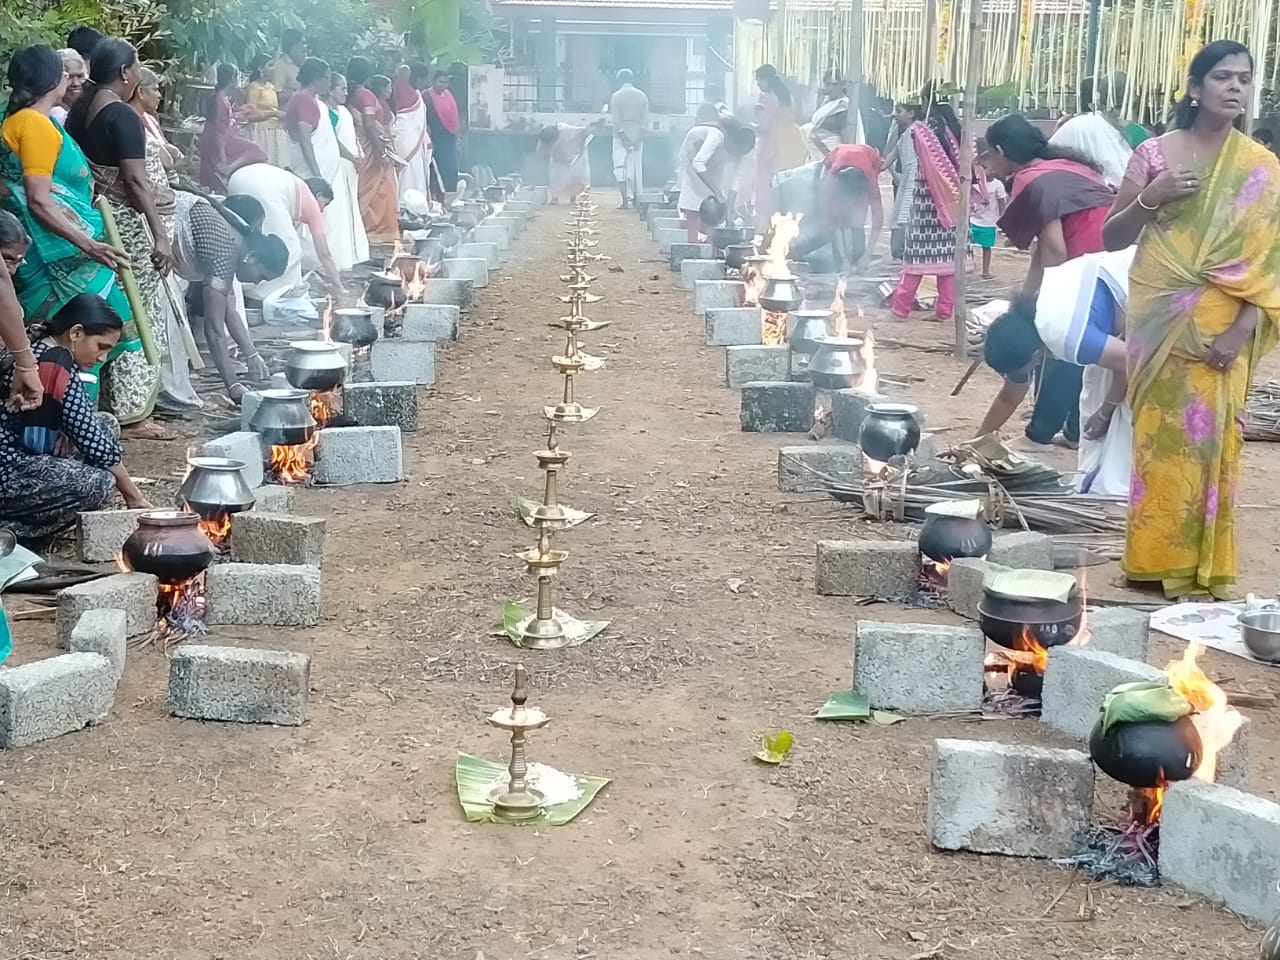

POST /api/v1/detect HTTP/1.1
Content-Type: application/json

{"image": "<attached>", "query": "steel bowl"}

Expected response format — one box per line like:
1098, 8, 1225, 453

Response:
178, 457, 256, 518
249, 388, 317, 447
285, 340, 348, 392
1238, 610, 1280, 663
331, 307, 380, 348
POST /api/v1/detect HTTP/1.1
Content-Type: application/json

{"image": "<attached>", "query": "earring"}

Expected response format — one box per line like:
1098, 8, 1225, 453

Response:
1191, 96, 1199, 107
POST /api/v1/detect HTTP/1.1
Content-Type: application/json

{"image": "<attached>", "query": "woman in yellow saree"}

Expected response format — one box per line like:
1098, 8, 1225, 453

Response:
1103, 40, 1280, 599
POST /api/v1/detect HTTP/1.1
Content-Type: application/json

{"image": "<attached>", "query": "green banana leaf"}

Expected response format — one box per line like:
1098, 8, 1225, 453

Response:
455, 752, 609, 826
1098, 680, 1193, 735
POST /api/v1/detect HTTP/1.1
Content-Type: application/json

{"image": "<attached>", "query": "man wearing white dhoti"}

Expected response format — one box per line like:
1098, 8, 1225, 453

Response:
608, 70, 648, 209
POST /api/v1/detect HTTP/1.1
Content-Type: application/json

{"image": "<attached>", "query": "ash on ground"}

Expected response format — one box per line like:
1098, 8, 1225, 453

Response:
1054, 825, 1160, 887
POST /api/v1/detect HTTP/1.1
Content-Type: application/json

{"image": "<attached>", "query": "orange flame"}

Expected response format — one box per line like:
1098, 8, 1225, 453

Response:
763, 213, 801, 278
830, 277, 848, 338
742, 263, 765, 306
856, 328, 879, 395
269, 438, 316, 485
762, 310, 787, 346
385, 239, 407, 273
321, 298, 333, 344
309, 388, 340, 427
196, 513, 232, 546
1007, 625, 1050, 682
406, 260, 429, 302
1165, 643, 1243, 783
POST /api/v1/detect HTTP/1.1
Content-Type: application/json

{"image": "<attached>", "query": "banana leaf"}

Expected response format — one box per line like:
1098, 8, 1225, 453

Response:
454, 752, 609, 826
1098, 681, 1192, 735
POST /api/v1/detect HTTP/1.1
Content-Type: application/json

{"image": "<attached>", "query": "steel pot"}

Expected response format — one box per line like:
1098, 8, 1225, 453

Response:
121, 510, 216, 585
858, 402, 921, 462
484, 184, 506, 203
426, 220, 461, 252
412, 236, 446, 267
787, 309, 831, 356
807, 335, 864, 390
712, 226, 750, 257
1237, 610, 1280, 663
364, 271, 406, 311
1089, 716, 1203, 789
724, 242, 757, 271
331, 307, 379, 347
918, 513, 993, 563
249, 388, 317, 447
759, 274, 803, 314
178, 456, 256, 519
977, 583, 1084, 650
285, 341, 348, 392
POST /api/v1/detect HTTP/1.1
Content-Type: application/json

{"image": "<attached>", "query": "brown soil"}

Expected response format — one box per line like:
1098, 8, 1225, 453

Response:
2, 201, 1278, 960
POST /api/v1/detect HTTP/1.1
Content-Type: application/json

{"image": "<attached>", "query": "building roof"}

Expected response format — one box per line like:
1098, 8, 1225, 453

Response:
491, 0, 730, 8
492, 0, 1082, 10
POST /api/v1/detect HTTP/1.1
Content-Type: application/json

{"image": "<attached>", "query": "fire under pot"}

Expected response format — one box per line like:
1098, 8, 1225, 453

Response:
363, 272, 407, 312
121, 510, 217, 585
978, 574, 1083, 698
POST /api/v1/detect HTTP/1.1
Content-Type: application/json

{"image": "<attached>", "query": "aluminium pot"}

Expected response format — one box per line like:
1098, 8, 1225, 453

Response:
759, 274, 803, 314
1089, 716, 1204, 789
858, 402, 921, 462
121, 510, 216, 585
426, 220, 461, 252
363, 271, 406, 311
918, 512, 994, 563
807, 335, 864, 390
249, 388, 317, 447
331, 307, 380, 347
787, 308, 832, 356
178, 457, 256, 519
285, 341, 348, 392
412, 237, 447, 268
724, 242, 757, 271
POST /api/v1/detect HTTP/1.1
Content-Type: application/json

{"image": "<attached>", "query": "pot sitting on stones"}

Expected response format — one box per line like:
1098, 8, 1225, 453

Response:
858, 402, 921, 462
364, 271, 406, 311
497, 175, 518, 193
977, 585, 1084, 649
178, 457, 256, 519
249, 388, 317, 447
121, 510, 216, 585
724, 242, 757, 271
759, 274, 803, 314
711, 225, 751, 255
426, 221, 461, 252
331, 308, 379, 348
412, 237, 446, 267
807, 335, 865, 390
787, 308, 832, 356
483, 184, 506, 203
452, 205, 483, 229
917, 509, 993, 563
285, 341, 348, 392
1089, 716, 1203, 789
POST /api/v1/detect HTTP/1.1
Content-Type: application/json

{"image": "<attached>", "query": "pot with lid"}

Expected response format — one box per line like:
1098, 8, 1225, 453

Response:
807, 335, 864, 390
977, 569, 1084, 650
917, 500, 993, 564
121, 510, 216, 585
178, 457, 256, 519
724, 242, 757, 271
858, 402, 921, 462
759, 274, 803, 314
285, 341, 348, 392
363, 271, 406, 311
249, 388, 317, 447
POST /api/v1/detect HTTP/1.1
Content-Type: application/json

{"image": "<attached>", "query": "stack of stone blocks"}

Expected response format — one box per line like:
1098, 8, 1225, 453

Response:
828, 531, 1275, 923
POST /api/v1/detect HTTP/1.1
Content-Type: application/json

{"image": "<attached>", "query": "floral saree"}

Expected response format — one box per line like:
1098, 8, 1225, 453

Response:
1123, 130, 1280, 598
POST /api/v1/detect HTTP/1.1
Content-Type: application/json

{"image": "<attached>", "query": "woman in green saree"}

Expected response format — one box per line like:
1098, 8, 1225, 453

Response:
0, 45, 134, 411
1103, 40, 1280, 599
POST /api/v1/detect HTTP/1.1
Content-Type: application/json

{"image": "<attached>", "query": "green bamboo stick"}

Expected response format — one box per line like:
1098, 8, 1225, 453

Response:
94, 196, 159, 366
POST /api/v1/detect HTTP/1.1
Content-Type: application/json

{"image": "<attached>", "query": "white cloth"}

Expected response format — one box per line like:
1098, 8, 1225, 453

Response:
970, 178, 1007, 228
331, 106, 370, 268
1049, 113, 1133, 189
609, 84, 648, 144
394, 98, 432, 205
226, 163, 310, 302
676, 124, 726, 213
611, 138, 643, 190
548, 126, 591, 201
1033, 247, 1137, 498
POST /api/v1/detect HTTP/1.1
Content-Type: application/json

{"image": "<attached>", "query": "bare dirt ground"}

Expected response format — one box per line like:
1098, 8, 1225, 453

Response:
2, 199, 1278, 960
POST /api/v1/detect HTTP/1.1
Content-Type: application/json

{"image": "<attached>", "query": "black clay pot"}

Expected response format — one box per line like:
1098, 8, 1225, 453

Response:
121, 510, 216, 585
412, 237, 446, 267
331, 308, 380, 348
725, 242, 757, 271
484, 184, 506, 203
1089, 716, 1203, 789
918, 513, 994, 563
364, 271, 406, 311
712, 225, 751, 254
978, 584, 1084, 649
858, 403, 922, 462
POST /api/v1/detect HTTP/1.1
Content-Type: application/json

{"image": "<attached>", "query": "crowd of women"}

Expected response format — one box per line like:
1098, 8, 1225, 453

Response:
0, 28, 463, 550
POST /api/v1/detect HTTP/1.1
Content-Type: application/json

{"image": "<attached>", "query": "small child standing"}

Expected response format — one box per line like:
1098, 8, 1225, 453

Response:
969, 151, 1007, 279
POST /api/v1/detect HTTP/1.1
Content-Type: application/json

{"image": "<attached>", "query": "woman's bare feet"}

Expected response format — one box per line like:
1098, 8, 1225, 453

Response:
123, 419, 175, 441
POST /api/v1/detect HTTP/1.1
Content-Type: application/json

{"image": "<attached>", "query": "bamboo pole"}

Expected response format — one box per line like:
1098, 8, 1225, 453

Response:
952, 0, 984, 362
94, 197, 159, 366
843, 0, 864, 144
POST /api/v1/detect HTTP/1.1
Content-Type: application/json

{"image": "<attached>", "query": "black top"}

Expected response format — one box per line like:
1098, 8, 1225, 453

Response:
0, 340, 122, 473
67, 99, 147, 166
